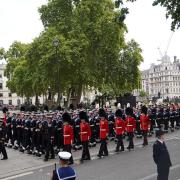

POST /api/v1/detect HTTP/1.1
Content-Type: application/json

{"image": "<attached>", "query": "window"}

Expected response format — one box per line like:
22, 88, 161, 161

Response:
17, 99, 21, 105
0, 93, 3, 97
8, 93, 12, 97
0, 74, 2, 78
0, 100, 3, 105
0, 83, 2, 89
9, 100, 12, 105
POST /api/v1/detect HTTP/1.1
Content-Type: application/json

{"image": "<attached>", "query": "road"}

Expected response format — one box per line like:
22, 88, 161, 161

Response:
1, 132, 180, 180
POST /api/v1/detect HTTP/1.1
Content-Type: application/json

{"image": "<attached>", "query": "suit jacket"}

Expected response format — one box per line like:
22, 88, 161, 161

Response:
153, 140, 172, 168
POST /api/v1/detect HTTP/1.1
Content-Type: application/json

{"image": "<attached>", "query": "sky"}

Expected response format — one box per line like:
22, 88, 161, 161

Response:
0, 0, 180, 70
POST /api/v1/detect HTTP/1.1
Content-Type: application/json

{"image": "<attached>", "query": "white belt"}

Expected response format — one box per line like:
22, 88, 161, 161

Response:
116, 127, 122, 129
64, 135, 70, 137
100, 129, 106, 131
81, 132, 88, 134
127, 125, 133, 127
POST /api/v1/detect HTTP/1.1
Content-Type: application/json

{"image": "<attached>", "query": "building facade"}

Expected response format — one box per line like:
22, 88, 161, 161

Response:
0, 64, 46, 106
142, 55, 180, 99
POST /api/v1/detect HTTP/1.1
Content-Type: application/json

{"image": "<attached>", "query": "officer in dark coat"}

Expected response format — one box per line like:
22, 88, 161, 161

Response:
153, 130, 172, 180
0, 118, 8, 160
42, 116, 55, 161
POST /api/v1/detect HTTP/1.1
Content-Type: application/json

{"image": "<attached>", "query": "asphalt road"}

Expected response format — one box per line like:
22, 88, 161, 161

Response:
5, 136, 180, 180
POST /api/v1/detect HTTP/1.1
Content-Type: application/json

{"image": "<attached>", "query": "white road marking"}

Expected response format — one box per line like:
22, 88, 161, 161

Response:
1, 171, 34, 180
139, 163, 180, 180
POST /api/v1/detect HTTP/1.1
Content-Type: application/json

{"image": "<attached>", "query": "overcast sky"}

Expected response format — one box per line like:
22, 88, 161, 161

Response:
0, 0, 180, 70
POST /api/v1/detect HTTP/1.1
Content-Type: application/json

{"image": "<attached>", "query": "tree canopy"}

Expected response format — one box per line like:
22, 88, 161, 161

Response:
4, 0, 143, 106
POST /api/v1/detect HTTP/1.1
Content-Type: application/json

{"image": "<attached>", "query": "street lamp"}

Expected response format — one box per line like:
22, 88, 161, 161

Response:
52, 38, 60, 105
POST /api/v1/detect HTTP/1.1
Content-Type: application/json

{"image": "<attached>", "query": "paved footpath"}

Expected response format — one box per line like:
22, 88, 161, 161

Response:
1, 130, 180, 180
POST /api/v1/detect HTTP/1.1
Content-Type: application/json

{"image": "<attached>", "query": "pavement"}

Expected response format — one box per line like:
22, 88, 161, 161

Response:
1, 130, 180, 180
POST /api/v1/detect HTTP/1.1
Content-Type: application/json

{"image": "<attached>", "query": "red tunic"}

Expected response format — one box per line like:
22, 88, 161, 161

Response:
63, 124, 74, 145
80, 122, 91, 142
125, 116, 136, 132
140, 114, 150, 131
115, 117, 125, 135
99, 119, 109, 139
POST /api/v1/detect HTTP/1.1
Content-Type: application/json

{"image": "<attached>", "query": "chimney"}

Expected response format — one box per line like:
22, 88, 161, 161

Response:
174, 56, 177, 63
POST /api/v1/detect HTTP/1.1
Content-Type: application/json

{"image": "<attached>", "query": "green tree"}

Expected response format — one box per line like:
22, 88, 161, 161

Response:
153, 0, 180, 30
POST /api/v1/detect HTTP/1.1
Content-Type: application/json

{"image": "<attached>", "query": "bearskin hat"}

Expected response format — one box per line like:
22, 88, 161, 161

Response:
125, 107, 133, 116
141, 105, 148, 115
115, 109, 123, 118
98, 108, 106, 117
62, 112, 71, 123
79, 111, 87, 121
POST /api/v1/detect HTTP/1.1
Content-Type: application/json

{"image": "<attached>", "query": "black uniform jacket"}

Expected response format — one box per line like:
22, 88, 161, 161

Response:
153, 140, 172, 168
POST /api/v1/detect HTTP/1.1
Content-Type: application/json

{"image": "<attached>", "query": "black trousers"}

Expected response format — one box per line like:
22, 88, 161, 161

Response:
116, 135, 124, 151
0, 142, 8, 158
127, 132, 134, 149
142, 131, 148, 146
99, 139, 108, 156
43, 139, 54, 160
63, 144, 74, 164
81, 141, 90, 160
157, 166, 170, 180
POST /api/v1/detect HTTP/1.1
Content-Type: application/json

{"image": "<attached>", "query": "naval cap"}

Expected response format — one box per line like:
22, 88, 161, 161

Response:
58, 151, 71, 160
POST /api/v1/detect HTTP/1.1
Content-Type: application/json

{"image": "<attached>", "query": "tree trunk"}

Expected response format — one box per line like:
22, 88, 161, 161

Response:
76, 84, 83, 105
35, 95, 39, 107
67, 88, 72, 108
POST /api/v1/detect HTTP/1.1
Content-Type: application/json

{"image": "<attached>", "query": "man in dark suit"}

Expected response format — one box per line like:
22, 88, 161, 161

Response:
153, 130, 172, 180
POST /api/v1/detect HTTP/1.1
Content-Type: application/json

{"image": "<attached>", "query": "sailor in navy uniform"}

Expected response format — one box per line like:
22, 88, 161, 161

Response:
51, 151, 76, 180
153, 130, 172, 180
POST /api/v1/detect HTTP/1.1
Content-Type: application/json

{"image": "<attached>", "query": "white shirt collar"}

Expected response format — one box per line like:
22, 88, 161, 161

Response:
158, 139, 164, 144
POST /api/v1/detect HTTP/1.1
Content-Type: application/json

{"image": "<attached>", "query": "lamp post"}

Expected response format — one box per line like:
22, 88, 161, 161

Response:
52, 38, 60, 105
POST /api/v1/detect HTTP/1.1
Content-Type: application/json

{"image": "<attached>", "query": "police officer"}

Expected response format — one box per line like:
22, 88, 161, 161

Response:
0, 117, 8, 160
153, 130, 172, 180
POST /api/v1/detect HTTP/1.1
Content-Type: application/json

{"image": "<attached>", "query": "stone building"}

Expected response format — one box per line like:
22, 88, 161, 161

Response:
141, 55, 180, 99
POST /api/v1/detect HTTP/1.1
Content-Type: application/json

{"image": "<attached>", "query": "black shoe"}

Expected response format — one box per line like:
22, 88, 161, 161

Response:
1, 157, 8, 160
115, 149, 119, 152
97, 154, 102, 158
104, 154, 108, 156
80, 158, 84, 162
44, 158, 48, 162
50, 156, 55, 159
120, 149, 124, 152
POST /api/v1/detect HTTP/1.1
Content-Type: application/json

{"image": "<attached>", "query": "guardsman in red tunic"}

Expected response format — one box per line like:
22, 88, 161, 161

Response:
98, 108, 109, 158
125, 107, 136, 150
62, 112, 74, 165
79, 111, 91, 162
114, 109, 125, 152
140, 106, 150, 146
